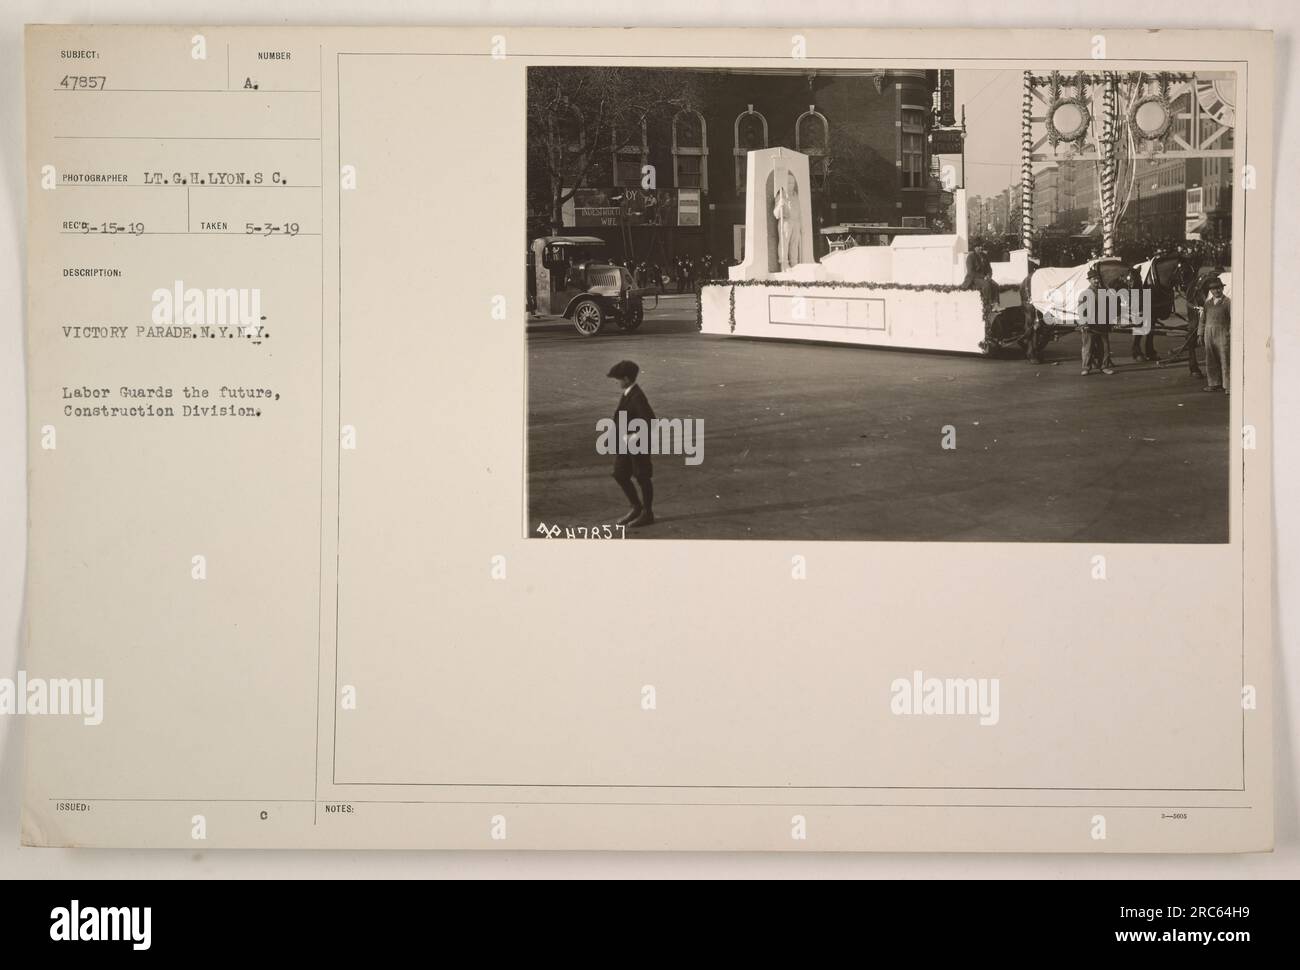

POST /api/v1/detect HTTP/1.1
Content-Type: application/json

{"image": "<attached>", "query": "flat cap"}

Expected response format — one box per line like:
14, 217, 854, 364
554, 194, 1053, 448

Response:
606, 359, 640, 380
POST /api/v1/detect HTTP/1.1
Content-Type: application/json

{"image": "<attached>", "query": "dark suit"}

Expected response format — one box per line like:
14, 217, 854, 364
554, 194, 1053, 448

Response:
613, 384, 655, 484
962, 250, 992, 285
962, 251, 998, 338
1020, 270, 1040, 361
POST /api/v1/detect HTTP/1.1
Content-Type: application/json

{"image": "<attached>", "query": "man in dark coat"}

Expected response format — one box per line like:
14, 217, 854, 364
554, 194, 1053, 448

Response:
607, 360, 656, 528
1020, 256, 1041, 363
1079, 262, 1116, 376
961, 244, 999, 339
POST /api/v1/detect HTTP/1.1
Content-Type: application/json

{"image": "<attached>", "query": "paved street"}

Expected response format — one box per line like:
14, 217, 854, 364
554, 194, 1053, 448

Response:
528, 295, 1229, 542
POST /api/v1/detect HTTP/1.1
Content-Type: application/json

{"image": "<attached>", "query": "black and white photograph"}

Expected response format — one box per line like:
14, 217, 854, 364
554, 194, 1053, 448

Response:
1, 5, 1291, 918
526, 66, 1237, 542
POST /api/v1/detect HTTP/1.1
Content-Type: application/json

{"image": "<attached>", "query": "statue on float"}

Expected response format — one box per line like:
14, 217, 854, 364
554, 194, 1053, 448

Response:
772, 172, 803, 273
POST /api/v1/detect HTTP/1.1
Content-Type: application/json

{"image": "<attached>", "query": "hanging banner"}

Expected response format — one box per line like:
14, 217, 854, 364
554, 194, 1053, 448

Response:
939, 69, 955, 126
562, 187, 698, 227
931, 127, 964, 155
677, 188, 702, 226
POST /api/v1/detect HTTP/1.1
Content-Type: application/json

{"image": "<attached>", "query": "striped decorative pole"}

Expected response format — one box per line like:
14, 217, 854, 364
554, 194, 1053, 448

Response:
1100, 73, 1117, 257
1020, 71, 1034, 257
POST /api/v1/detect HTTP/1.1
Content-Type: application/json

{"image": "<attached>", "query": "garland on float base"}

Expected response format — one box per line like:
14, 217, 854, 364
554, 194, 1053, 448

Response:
701, 278, 979, 293
698, 279, 996, 335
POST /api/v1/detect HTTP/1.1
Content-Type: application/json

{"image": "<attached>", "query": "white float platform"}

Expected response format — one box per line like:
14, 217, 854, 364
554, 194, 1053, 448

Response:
699, 281, 988, 355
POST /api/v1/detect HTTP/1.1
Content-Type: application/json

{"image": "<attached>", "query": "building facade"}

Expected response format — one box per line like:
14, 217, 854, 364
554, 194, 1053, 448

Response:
1119, 157, 1187, 241
1033, 165, 1061, 229
1184, 156, 1233, 241
1037, 156, 1230, 244
527, 68, 945, 265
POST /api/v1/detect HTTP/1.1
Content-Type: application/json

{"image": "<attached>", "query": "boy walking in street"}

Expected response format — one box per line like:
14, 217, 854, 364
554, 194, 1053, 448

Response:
607, 360, 656, 528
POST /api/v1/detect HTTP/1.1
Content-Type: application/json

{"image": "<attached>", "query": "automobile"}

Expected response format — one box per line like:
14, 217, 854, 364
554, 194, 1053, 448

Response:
528, 236, 645, 336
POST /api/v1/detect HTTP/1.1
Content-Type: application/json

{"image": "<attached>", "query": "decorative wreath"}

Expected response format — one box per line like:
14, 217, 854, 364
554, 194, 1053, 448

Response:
1128, 91, 1173, 142
1046, 96, 1091, 147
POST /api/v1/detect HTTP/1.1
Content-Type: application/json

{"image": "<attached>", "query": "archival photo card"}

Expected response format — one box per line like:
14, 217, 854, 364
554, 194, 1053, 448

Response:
20, 25, 1273, 852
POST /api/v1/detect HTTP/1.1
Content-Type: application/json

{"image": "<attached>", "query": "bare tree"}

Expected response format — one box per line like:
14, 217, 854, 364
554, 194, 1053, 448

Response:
822, 125, 899, 220
527, 68, 703, 232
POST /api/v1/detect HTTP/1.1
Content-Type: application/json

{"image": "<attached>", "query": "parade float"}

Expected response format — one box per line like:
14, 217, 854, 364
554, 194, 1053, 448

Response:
698, 146, 1025, 354
700, 71, 1235, 357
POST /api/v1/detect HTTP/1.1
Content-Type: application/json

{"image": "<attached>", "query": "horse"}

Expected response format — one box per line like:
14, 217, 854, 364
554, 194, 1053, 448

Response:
1134, 253, 1198, 326
992, 253, 1216, 364
1134, 254, 1230, 368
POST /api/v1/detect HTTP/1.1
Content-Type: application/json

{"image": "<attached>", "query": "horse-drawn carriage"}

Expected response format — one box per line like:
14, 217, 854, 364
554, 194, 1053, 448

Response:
982, 252, 1228, 361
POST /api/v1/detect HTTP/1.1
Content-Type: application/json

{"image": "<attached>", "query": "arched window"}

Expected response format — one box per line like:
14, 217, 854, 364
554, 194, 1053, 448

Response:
733, 105, 769, 195
900, 104, 928, 189
672, 109, 708, 192
795, 105, 830, 189
611, 118, 648, 188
